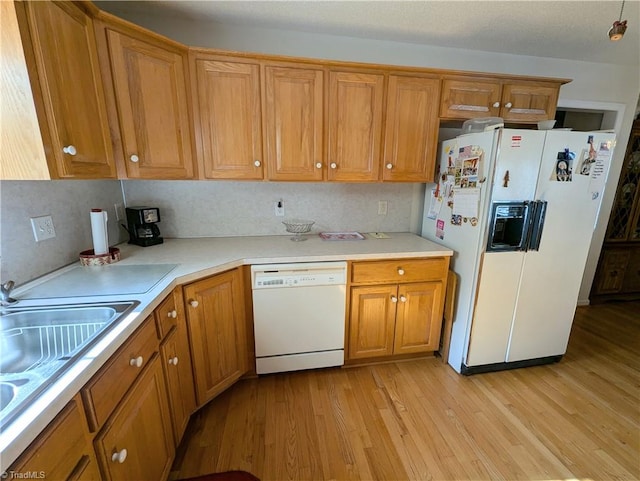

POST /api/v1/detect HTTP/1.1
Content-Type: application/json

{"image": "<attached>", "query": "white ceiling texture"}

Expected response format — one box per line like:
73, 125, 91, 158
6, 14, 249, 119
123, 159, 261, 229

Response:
99, 0, 639, 66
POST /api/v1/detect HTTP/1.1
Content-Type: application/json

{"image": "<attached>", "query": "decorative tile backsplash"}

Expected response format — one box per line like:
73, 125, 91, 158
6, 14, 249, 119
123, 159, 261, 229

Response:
1, 179, 426, 286
122, 181, 425, 238
0, 181, 126, 286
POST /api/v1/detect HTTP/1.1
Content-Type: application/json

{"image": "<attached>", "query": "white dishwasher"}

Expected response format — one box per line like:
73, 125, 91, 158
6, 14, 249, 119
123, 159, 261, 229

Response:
251, 261, 347, 374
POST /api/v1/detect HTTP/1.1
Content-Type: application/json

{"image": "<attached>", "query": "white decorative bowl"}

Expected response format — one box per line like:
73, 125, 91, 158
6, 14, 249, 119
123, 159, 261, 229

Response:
282, 220, 315, 241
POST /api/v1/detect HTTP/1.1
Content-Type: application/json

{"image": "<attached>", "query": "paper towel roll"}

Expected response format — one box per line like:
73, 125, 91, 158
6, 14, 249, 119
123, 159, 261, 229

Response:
90, 209, 109, 256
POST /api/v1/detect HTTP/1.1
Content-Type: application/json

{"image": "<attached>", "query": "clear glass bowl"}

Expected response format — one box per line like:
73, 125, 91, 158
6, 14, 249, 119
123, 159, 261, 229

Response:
282, 220, 315, 241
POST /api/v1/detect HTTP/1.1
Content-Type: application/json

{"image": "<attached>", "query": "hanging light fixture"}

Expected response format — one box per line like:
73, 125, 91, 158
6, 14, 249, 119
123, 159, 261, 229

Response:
608, 0, 628, 41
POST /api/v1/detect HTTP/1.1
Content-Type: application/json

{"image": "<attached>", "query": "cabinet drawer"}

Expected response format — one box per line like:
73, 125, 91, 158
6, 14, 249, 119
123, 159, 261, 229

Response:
351, 258, 448, 284
154, 293, 178, 339
10, 395, 100, 480
82, 317, 158, 431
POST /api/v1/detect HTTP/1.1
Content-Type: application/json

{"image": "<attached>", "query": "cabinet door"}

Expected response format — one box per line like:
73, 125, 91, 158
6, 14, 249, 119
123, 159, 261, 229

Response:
1, 1, 49, 180
348, 285, 397, 360
622, 248, 640, 293
382, 76, 440, 182
183, 269, 247, 406
106, 29, 194, 179
439, 79, 501, 120
595, 249, 630, 294
606, 126, 640, 242
194, 58, 263, 179
327, 71, 384, 181
500, 82, 559, 122
95, 355, 174, 481
9, 395, 100, 481
264, 65, 324, 181
160, 328, 196, 446
20, 1, 116, 178
394, 282, 444, 354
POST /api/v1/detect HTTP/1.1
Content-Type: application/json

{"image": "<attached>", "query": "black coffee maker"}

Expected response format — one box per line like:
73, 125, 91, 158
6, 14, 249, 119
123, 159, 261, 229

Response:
125, 207, 163, 247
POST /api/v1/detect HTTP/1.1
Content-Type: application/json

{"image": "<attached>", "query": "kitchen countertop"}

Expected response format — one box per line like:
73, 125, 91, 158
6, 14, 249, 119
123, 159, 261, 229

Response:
1, 233, 451, 469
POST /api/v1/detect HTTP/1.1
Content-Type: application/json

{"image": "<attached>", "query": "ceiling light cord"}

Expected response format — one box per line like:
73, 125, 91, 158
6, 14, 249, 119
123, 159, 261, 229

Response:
618, 0, 625, 22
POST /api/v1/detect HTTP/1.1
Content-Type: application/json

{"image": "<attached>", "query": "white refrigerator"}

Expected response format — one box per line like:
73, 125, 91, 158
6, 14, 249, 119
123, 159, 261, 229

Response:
422, 127, 616, 374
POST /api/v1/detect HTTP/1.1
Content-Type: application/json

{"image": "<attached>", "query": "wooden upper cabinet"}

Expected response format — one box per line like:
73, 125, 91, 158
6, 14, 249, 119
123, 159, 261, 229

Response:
327, 71, 384, 181
15, 1, 116, 179
193, 56, 263, 179
383, 75, 440, 182
440, 77, 562, 122
264, 64, 324, 181
500, 82, 559, 122
1, 1, 49, 180
440, 79, 502, 120
99, 22, 195, 179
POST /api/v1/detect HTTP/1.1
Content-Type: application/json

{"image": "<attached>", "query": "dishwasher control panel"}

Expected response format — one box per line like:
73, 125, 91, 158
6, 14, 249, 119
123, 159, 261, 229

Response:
251, 261, 347, 289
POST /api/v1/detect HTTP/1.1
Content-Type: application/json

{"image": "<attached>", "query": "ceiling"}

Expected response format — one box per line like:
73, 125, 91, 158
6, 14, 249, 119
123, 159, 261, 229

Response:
98, 1, 640, 66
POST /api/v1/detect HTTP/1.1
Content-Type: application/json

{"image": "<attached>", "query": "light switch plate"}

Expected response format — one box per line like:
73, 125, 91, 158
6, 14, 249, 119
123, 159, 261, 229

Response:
31, 215, 56, 242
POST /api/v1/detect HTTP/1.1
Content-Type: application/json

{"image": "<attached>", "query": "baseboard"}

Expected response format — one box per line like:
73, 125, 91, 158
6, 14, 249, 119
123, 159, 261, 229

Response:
461, 355, 563, 375
577, 298, 591, 307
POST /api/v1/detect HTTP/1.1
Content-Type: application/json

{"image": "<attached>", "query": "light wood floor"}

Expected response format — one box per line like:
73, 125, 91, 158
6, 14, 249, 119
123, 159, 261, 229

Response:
171, 301, 640, 481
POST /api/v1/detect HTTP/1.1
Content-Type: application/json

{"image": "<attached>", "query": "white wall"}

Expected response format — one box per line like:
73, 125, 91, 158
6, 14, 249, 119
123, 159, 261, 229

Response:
0, 181, 126, 286
116, 13, 640, 301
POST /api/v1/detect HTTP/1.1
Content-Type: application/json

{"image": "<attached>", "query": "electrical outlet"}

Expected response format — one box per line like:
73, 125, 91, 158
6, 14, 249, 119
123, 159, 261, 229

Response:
378, 200, 388, 216
30, 215, 56, 242
274, 199, 285, 217
114, 203, 125, 221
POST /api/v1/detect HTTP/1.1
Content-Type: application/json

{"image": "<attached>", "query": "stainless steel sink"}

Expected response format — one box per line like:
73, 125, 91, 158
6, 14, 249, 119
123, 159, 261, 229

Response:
0, 306, 121, 373
0, 301, 139, 427
0, 382, 15, 411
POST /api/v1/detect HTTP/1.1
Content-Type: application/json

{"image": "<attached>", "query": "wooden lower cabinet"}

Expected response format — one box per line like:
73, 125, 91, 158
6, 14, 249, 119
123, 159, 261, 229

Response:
160, 327, 196, 445
348, 285, 398, 359
348, 282, 444, 360
592, 245, 640, 301
347, 258, 448, 362
154, 288, 196, 445
183, 268, 248, 406
393, 281, 444, 354
8, 394, 100, 480
94, 355, 174, 481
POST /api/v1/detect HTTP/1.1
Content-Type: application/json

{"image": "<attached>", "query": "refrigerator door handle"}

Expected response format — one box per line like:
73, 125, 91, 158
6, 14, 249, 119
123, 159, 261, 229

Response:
528, 201, 548, 251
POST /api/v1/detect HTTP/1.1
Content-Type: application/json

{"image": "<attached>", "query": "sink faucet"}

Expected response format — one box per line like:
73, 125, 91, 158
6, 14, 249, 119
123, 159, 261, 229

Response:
1, 280, 18, 306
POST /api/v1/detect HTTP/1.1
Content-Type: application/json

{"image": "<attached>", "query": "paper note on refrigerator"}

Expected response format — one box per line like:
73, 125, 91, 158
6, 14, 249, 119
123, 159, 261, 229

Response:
452, 187, 480, 218
426, 189, 442, 219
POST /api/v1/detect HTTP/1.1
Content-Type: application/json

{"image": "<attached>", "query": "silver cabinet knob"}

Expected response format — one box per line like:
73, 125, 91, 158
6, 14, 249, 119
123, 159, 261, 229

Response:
62, 145, 77, 156
505, 102, 513, 109
189, 300, 199, 308
111, 449, 127, 464
168, 356, 179, 366
167, 310, 177, 318
386, 163, 393, 170
330, 163, 337, 169
397, 268, 405, 276
492, 102, 500, 108
400, 295, 407, 303
254, 160, 261, 167
391, 296, 398, 303
130, 154, 139, 163
315, 162, 322, 169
